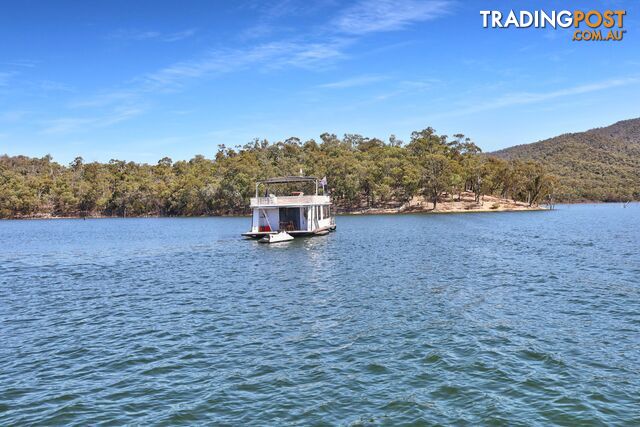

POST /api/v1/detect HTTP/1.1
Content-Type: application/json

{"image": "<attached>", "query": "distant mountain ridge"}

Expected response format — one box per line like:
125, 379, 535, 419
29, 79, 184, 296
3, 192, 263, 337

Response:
492, 118, 640, 201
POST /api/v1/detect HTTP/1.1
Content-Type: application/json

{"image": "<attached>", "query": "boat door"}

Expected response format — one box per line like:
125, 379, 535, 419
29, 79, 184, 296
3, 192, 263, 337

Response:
279, 207, 301, 231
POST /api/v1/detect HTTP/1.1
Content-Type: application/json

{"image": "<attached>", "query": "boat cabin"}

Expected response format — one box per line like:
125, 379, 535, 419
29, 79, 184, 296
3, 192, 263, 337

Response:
242, 176, 336, 238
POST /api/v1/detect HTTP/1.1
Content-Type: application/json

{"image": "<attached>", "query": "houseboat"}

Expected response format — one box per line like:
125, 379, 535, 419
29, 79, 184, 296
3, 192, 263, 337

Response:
242, 176, 336, 239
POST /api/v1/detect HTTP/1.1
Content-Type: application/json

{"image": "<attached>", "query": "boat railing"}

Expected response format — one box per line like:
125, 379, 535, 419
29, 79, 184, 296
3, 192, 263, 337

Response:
251, 195, 330, 206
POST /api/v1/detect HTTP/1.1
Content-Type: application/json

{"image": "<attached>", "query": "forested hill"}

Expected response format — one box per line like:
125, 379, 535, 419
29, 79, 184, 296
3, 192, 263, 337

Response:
492, 118, 640, 201
0, 128, 555, 219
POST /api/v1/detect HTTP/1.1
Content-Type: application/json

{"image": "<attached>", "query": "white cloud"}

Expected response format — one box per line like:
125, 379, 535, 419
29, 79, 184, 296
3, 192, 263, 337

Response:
2, 59, 38, 68
39, 80, 74, 92
59, 39, 341, 131
0, 71, 15, 86
141, 39, 349, 90
131, 1, 453, 92
107, 28, 197, 42
41, 107, 144, 135
319, 75, 387, 89
41, 117, 94, 135
69, 90, 137, 109
398, 78, 439, 90
333, 0, 454, 35
435, 77, 640, 119
39, 1, 453, 136
162, 29, 198, 42
0, 110, 28, 122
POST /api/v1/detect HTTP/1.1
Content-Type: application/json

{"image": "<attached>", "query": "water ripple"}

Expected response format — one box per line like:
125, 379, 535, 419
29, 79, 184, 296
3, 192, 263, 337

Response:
1, 206, 639, 424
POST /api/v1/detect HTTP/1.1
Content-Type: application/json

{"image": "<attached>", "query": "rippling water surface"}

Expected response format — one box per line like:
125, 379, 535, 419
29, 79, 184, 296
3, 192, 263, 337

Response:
1, 204, 639, 425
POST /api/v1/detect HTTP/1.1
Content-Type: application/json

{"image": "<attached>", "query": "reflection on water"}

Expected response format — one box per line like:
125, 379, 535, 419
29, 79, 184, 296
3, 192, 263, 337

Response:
1, 204, 639, 424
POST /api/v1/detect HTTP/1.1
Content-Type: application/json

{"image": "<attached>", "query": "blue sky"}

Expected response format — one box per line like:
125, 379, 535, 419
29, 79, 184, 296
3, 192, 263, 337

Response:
1, 0, 639, 164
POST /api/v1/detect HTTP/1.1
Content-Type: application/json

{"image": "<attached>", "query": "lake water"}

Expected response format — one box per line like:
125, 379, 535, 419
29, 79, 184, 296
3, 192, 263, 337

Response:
1, 204, 639, 425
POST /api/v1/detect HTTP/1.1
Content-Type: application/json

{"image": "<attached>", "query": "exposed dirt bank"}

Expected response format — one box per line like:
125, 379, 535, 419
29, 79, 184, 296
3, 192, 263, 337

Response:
343, 192, 547, 215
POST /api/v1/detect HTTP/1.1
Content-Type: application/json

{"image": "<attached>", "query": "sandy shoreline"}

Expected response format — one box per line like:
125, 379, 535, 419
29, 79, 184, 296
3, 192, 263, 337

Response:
345, 206, 547, 215
345, 192, 547, 215
2, 193, 549, 220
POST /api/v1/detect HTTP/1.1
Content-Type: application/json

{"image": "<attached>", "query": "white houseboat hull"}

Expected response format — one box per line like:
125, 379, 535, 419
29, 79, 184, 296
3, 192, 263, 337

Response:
242, 225, 336, 239
242, 176, 336, 240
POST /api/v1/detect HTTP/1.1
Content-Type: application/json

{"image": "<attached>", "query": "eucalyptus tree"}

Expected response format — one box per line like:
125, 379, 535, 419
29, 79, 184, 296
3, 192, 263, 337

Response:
420, 154, 454, 209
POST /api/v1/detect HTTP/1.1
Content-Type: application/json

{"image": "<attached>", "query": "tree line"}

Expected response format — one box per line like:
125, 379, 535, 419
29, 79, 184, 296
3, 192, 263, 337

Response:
493, 118, 640, 202
0, 128, 556, 218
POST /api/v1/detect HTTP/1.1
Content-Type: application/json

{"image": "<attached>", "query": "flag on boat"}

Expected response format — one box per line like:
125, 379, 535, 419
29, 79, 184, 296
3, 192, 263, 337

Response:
320, 176, 327, 187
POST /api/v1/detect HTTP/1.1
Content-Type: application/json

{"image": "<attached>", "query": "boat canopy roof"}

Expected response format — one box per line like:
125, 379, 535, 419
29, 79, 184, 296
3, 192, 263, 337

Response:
258, 176, 318, 184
